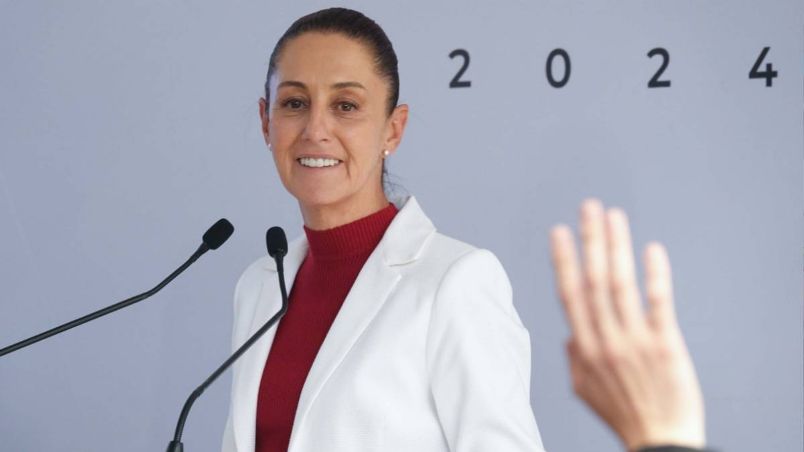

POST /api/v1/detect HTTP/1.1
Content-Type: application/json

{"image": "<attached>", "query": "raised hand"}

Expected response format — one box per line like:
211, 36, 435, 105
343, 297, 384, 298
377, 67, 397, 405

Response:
549, 199, 705, 451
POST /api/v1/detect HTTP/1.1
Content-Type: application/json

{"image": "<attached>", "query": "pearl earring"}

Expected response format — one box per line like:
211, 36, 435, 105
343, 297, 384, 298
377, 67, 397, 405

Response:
383, 149, 390, 157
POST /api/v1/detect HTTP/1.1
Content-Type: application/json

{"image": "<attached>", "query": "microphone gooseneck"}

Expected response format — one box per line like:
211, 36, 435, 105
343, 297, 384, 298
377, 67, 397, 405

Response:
167, 226, 289, 452
0, 219, 235, 358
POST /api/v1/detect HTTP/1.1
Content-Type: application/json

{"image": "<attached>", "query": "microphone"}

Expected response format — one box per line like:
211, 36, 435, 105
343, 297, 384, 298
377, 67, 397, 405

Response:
166, 226, 290, 452
266, 225, 288, 259
0, 219, 235, 358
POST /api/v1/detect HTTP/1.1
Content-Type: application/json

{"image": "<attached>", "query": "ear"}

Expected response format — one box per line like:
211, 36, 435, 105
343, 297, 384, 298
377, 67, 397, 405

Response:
382, 104, 409, 156
258, 98, 271, 147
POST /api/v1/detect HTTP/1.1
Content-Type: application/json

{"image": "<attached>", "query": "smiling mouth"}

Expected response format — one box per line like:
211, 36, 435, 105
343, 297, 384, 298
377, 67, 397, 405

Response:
297, 157, 342, 168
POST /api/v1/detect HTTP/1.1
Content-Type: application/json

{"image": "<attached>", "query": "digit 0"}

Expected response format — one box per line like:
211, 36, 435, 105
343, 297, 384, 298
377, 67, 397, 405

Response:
546, 48, 571, 88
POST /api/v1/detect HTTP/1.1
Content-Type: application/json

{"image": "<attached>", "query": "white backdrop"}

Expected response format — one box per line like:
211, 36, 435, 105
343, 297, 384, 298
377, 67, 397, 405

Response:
0, 1, 801, 451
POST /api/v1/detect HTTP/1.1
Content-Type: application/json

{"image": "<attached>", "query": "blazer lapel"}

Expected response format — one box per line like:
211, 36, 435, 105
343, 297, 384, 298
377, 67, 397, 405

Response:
232, 196, 435, 452
286, 252, 402, 450
287, 196, 436, 451
233, 237, 308, 452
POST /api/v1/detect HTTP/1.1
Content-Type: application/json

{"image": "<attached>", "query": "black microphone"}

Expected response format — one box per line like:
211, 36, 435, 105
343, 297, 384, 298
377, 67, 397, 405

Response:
0, 219, 235, 358
166, 226, 290, 452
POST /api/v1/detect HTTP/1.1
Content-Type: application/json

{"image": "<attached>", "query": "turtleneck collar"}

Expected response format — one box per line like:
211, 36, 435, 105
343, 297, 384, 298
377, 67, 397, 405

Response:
302, 203, 398, 260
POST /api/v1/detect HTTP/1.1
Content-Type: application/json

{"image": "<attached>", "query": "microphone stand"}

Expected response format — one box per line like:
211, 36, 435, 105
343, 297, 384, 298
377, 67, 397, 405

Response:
0, 218, 233, 358
166, 241, 289, 452
0, 244, 210, 358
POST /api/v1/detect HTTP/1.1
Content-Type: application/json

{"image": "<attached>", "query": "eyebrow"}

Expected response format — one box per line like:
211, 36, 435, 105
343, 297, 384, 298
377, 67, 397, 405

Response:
277, 80, 367, 91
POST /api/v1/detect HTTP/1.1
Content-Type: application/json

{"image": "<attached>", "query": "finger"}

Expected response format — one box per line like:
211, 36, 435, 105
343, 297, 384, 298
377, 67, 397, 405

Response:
550, 224, 592, 345
605, 208, 645, 330
564, 338, 586, 396
580, 199, 619, 336
643, 241, 678, 333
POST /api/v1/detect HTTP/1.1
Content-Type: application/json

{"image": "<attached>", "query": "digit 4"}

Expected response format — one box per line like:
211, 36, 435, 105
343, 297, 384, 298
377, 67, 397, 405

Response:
749, 46, 778, 87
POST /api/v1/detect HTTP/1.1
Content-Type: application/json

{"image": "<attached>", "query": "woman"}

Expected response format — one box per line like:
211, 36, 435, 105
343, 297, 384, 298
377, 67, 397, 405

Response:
222, 7, 709, 452
221, 8, 544, 452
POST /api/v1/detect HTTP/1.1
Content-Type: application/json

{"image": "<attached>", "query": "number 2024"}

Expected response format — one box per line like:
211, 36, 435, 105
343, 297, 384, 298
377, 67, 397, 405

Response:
448, 47, 778, 88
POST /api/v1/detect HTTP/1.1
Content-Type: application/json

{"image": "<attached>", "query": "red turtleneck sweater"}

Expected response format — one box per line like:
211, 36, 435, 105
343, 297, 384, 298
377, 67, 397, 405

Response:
255, 203, 399, 452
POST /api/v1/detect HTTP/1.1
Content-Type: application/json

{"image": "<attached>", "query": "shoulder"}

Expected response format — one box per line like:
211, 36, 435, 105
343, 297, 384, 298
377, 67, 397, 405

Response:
412, 228, 520, 328
234, 235, 306, 291
423, 233, 506, 278
407, 231, 513, 306
387, 195, 511, 289
236, 255, 272, 283
232, 255, 271, 309
233, 232, 309, 299
426, 234, 512, 300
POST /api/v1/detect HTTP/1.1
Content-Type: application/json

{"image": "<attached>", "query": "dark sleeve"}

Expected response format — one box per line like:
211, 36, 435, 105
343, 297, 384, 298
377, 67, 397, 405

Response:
638, 446, 714, 452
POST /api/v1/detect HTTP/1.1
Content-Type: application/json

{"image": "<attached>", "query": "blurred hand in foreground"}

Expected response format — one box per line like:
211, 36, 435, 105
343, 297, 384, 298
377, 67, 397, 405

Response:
549, 199, 705, 451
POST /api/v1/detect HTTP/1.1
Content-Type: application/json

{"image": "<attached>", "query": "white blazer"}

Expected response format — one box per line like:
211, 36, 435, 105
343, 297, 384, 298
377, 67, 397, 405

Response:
221, 196, 545, 452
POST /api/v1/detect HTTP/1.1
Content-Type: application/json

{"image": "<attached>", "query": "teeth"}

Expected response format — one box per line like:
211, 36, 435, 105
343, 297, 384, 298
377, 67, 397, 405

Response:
298, 157, 341, 168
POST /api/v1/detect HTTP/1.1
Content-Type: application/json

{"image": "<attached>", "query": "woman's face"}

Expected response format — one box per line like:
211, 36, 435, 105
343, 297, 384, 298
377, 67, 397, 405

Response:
260, 32, 408, 216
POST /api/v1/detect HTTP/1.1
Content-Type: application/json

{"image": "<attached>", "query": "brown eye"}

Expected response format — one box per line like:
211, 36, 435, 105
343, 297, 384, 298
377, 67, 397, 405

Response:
338, 102, 357, 112
282, 98, 305, 109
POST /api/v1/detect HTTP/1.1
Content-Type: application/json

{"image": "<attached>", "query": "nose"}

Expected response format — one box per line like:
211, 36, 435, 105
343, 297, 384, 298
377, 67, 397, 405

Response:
301, 102, 331, 144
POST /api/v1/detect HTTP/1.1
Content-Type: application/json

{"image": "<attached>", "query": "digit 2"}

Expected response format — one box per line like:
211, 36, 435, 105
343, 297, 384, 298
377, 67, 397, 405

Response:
647, 47, 671, 88
449, 49, 471, 88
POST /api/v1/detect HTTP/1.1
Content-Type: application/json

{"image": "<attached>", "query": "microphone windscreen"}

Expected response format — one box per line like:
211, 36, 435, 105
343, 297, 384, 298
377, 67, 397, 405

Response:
203, 219, 234, 250
266, 226, 288, 258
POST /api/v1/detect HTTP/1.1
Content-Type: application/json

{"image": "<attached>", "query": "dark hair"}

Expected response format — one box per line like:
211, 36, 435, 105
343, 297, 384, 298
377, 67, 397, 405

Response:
264, 7, 400, 116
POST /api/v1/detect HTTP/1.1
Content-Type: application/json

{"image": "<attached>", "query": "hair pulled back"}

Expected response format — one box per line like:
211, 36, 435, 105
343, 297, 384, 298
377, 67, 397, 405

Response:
264, 7, 400, 116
